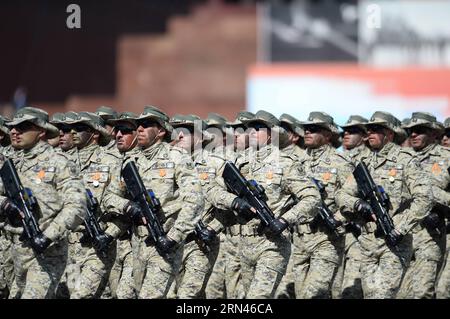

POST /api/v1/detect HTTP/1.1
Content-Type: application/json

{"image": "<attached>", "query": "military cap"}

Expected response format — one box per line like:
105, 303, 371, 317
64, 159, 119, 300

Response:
279, 113, 304, 137
108, 112, 138, 126
6, 106, 59, 139
49, 112, 66, 125
226, 111, 255, 127
170, 114, 213, 141
136, 105, 173, 134
67, 111, 111, 146
242, 110, 280, 128
366, 111, 399, 132
95, 106, 118, 123
0, 115, 11, 145
340, 115, 368, 132
302, 111, 339, 135
444, 117, 450, 129
204, 112, 228, 131
402, 112, 443, 131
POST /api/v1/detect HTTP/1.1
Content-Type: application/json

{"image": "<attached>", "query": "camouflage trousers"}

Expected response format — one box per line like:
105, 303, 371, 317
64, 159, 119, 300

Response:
436, 234, 450, 299
205, 233, 226, 299
132, 230, 182, 299
169, 237, 218, 299
274, 231, 295, 299
238, 228, 290, 299
109, 238, 135, 299
397, 227, 442, 299
292, 227, 344, 299
66, 232, 116, 299
359, 232, 413, 299
9, 236, 67, 299
223, 234, 243, 299
0, 233, 14, 298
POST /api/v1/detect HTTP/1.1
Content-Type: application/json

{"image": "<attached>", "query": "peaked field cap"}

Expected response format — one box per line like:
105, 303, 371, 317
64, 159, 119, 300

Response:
367, 111, 399, 132
67, 111, 111, 146
340, 115, 369, 131
402, 112, 443, 131
243, 110, 280, 128
6, 106, 59, 139
302, 111, 339, 134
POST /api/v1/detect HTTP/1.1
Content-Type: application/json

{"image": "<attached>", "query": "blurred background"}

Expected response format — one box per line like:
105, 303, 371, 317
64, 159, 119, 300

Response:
1, 0, 450, 124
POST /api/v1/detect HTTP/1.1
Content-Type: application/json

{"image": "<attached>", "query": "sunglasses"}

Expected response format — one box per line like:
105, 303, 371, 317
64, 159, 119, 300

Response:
406, 126, 431, 136
366, 125, 386, 133
174, 126, 195, 135
72, 124, 92, 132
344, 127, 365, 135
137, 119, 159, 128
11, 121, 37, 132
249, 123, 269, 131
304, 125, 324, 133
445, 130, 450, 138
56, 124, 73, 134
114, 125, 136, 135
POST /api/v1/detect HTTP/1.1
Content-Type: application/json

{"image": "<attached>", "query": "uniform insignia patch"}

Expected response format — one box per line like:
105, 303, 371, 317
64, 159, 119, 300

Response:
200, 172, 208, 180
323, 172, 331, 181
431, 163, 442, 175
266, 171, 273, 179
159, 169, 167, 177
388, 169, 397, 177
37, 170, 45, 179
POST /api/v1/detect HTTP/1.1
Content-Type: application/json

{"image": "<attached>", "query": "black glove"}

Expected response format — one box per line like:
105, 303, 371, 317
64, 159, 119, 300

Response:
197, 226, 216, 244
1, 199, 22, 224
93, 233, 113, 252
156, 236, 177, 255
354, 199, 373, 221
231, 197, 255, 220
124, 201, 141, 221
422, 212, 441, 230
386, 229, 403, 247
30, 234, 52, 254
268, 218, 289, 235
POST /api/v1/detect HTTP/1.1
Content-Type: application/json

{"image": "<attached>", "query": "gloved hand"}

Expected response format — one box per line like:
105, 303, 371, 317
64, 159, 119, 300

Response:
30, 234, 52, 254
93, 233, 114, 252
197, 226, 216, 244
354, 199, 373, 221
422, 212, 441, 230
157, 236, 177, 255
123, 201, 141, 221
231, 197, 255, 220
386, 229, 403, 247
268, 218, 289, 235
1, 199, 22, 224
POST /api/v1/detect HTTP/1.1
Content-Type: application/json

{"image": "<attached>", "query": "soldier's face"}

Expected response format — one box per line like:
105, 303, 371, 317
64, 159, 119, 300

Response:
58, 124, 75, 151
173, 126, 197, 152
408, 126, 436, 151
47, 136, 60, 148
367, 125, 393, 150
234, 126, 248, 151
136, 120, 165, 149
10, 121, 46, 150
303, 125, 330, 149
105, 124, 116, 139
342, 127, 366, 150
72, 124, 98, 149
442, 130, 450, 147
114, 122, 137, 153
205, 127, 225, 149
248, 123, 270, 149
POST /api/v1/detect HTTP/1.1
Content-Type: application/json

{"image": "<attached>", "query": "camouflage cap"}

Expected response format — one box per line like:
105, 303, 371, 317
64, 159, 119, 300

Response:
279, 113, 304, 137
366, 111, 399, 132
242, 110, 280, 128
136, 105, 173, 135
95, 106, 118, 123
0, 115, 11, 145
402, 112, 443, 131
49, 112, 66, 125
67, 111, 111, 146
340, 115, 368, 132
226, 111, 255, 127
170, 114, 213, 141
205, 113, 228, 132
6, 106, 59, 139
302, 111, 339, 135
108, 112, 138, 126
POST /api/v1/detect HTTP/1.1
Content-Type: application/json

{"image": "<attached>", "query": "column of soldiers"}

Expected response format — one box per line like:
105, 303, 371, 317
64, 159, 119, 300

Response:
0, 105, 448, 299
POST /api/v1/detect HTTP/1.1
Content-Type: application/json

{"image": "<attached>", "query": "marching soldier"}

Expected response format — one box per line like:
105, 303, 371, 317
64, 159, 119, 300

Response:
95, 106, 119, 154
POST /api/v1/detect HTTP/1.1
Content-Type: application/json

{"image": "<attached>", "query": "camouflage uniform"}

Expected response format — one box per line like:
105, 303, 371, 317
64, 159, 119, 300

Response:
335, 111, 433, 299
205, 111, 321, 299
0, 107, 86, 299
292, 112, 352, 299
397, 113, 449, 299
96, 106, 118, 154
102, 106, 204, 299
64, 112, 121, 299
334, 115, 370, 299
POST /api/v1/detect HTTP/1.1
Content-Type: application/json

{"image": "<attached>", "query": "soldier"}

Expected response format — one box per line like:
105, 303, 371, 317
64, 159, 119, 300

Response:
95, 106, 119, 153
0, 115, 12, 157
205, 110, 321, 298
293, 112, 352, 299
396, 112, 449, 298
205, 111, 255, 299
400, 118, 412, 148
0, 106, 86, 299
275, 113, 305, 299
50, 112, 79, 157
335, 111, 433, 299
64, 112, 121, 299
106, 112, 139, 299
102, 105, 204, 299
47, 113, 65, 149
441, 118, 449, 147
204, 113, 231, 157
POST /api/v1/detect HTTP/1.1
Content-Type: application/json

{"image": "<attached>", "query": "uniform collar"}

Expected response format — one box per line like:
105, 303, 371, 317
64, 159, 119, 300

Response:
307, 143, 331, 161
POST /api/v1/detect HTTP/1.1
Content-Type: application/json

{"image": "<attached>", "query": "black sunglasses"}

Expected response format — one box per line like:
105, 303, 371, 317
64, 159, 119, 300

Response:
445, 130, 450, 138
304, 125, 324, 133
11, 121, 37, 132
344, 127, 365, 135
174, 126, 195, 135
72, 124, 92, 132
137, 119, 159, 128
249, 123, 269, 131
56, 124, 73, 134
366, 125, 386, 133
406, 126, 431, 136
114, 125, 136, 135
